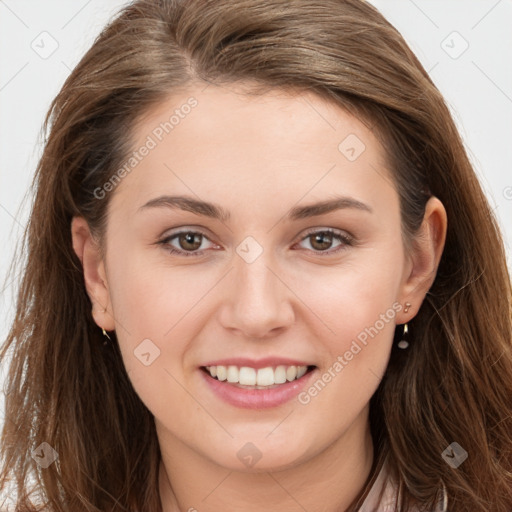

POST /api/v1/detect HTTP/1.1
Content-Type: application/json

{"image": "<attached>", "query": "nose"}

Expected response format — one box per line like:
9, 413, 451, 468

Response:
217, 247, 295, 339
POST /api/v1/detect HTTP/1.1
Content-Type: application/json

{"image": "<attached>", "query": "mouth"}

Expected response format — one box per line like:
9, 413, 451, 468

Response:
201, 364, 316, 389
199, 363, 318, 409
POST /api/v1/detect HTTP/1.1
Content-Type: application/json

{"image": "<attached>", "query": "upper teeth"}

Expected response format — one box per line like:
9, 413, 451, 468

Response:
206, 365, 308, 386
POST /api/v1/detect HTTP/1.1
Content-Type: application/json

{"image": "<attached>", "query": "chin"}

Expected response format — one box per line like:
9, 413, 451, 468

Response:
204, 438, 313, 473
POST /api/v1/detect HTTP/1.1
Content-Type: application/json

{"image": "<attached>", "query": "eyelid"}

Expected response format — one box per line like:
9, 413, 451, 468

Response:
299, 226, 354, 243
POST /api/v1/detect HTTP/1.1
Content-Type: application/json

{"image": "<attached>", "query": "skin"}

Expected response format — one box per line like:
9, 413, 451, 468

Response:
72, 82, 447, 512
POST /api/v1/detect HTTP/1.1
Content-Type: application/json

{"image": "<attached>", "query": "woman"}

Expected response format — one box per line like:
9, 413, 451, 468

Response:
1, 0, 511, 510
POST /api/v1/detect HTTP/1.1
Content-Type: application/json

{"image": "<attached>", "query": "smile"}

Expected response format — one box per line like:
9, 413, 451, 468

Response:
204, 364, 309, 388
200, 362, 317, 409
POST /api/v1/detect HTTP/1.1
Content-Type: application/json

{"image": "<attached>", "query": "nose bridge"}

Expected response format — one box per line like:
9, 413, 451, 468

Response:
220, 237, 294, 337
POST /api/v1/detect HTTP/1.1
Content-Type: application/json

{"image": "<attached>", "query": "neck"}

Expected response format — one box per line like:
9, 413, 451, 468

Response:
158, 408, 375, 512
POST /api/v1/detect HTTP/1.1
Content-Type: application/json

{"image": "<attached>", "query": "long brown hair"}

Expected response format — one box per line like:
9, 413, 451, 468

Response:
1, 0, 511, 510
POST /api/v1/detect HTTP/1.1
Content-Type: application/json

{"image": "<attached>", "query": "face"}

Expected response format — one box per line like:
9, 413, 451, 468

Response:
74, 82, 442, 473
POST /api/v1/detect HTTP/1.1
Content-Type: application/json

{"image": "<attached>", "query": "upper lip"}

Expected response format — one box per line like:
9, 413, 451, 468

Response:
201, 357, 314, 369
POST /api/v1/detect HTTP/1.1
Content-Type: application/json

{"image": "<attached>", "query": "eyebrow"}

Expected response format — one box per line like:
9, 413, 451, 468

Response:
138, 194, 372, 222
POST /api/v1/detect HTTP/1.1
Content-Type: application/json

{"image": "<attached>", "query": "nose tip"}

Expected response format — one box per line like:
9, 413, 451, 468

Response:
217, 257, 295, 339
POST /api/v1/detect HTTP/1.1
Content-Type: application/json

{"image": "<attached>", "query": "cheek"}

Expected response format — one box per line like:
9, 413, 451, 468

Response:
106, 249, 218, 387
107, 246, 212, 336
294, 249, 403, 417
298, 252, 402, 398
299, 248, 403, 344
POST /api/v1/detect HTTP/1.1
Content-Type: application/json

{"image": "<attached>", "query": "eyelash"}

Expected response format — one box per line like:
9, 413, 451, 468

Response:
157, 228, 354, 258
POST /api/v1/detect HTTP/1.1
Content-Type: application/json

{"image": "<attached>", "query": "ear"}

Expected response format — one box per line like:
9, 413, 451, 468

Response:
397, 196, 447, 323
71, 216, 115, 331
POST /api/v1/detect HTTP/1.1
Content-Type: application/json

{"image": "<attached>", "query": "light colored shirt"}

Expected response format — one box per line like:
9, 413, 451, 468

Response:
358, 456, 448, 511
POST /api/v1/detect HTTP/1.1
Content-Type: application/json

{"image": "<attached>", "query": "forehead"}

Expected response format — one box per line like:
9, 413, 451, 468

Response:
108, 82, 395, 218
134, 82, 379, 149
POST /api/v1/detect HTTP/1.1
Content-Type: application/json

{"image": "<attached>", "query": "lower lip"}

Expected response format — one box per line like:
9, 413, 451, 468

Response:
200, 368, 317, 409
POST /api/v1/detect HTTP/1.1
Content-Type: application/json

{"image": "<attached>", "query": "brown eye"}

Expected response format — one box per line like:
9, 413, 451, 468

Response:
159, 230, 215, 257
298, 228, 353, 256
177, 232, 203, 251
309, 232, 335, 251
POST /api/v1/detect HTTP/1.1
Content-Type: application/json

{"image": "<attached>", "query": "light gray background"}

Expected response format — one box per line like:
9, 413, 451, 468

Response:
1, 0, 511, 470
